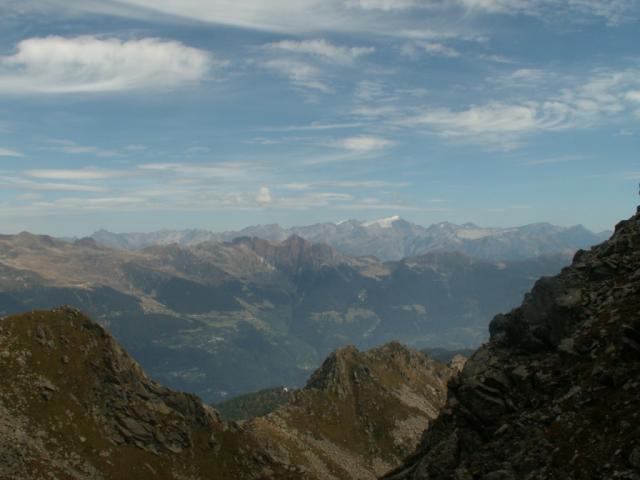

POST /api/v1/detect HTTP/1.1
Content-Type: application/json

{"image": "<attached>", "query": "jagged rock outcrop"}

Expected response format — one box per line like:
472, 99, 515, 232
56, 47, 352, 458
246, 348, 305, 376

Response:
232, 235, 345, 275
0, 306, 301, 479
248, 343, 457, 480
383, 210, 640, 479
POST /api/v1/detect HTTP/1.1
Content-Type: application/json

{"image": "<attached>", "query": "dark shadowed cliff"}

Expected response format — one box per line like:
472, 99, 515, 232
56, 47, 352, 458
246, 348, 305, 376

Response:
383, 210, 640, 479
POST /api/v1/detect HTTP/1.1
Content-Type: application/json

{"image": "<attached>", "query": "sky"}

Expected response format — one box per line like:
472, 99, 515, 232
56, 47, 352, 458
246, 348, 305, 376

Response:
0, 0, 639, 236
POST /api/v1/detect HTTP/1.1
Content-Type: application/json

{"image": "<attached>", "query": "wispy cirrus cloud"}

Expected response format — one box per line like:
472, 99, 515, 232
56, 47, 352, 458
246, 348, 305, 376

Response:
262, 58, 330, 93
0, 175, 109, 192
47, 139, 120, 157
259, 39, 374, 95
388, 67, 640, 149
345, 0, 421, 10
260, 122, 364, 132
138, 162, 263, 181
336, 135, 396, 152
454, 0, 638, 24
282, 180, 409, 190
400, 41, 461, 59
264, 39, 375, 65
24, 168, 129, 180
525, 154, 584, 166
626, 91, 640, 102
0, 36, 214, 94
20, 0, 437, 36
495, 68, 551, 87
25, 0, 637, 36
0, 147, 24, 157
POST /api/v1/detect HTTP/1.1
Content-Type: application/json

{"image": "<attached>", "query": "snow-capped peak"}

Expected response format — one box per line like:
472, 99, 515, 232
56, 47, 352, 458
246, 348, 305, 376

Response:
363, 215, 401, 229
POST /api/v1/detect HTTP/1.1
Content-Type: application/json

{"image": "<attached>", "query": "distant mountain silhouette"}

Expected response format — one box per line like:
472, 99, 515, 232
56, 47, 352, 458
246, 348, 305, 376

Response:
91, 217, 610, 261
0, 232, 569, 402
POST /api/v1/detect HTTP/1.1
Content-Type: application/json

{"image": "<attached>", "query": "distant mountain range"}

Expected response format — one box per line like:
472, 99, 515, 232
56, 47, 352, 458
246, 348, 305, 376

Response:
91, 216, 611, 262
0, 231, 569, 402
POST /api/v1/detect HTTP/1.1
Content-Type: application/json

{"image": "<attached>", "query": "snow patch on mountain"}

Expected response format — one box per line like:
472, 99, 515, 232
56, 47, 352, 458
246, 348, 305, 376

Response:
362, 215, 401, 229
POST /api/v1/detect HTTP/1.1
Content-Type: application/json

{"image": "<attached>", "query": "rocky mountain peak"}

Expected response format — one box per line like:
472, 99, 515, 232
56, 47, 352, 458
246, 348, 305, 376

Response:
233, 234, 342, 275
0, 306, 299, 479
305, 345, 360, 397
249, 342, 459, 479
384, 208, 640, 479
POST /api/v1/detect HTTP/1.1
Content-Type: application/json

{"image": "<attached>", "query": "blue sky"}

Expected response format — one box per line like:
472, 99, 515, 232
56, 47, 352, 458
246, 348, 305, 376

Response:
0, 0, 639, 236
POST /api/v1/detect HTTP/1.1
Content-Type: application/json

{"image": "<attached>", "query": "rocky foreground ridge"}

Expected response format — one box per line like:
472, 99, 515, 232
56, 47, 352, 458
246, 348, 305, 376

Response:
0, 307, 301, 479
384, 210, 640, 479
0, 306, 459, 479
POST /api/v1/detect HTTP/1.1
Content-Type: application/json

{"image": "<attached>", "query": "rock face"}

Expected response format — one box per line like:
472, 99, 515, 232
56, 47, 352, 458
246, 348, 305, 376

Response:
248, 343, 456, 480
0, 307, 300, 479
383, 209, 640, 479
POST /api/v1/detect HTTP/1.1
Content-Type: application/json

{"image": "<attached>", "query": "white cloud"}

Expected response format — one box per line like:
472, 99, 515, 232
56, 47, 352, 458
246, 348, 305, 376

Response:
351, 105, 401, 118
0, 36, 212, 94
265, 39, 374, 65
0, 175, 108, 192
15, 0, 637, 42
18, 193, 42, 201
454, 0, 638, 24
262, 58, 330, 93
0, 147, 23, 157
261, 122, 363, 132
276, 192, 354, 209
525, 154, 584, 166
256, 186, 273, 205
479, 54, 518, 64
337, 136, 396, 152
24, 169, 128, 180
399, 102, 547, 135
33, 0, 427, 35
123, 144, 148, 152
47, 139, 120, 157
259, 40, 374, 94
401, 41, 461, 59
138, 162, 262, 181
335, 200, 430, 211
497, 68, 550, 86
282, 180, 409, 190
354, 80, 386, 101
20, 196, 149, 213
345, 0, 420, 10
394, 68, 640, 148
627, 91, 640, 102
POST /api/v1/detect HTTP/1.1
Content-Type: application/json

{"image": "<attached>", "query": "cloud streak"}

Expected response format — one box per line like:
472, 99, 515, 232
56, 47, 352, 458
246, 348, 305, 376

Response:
264, 39, 375, 65
47, 139, 120, 157
25, 169, 129, 180
0, 147, 24, 157
336, 136, 396, 152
